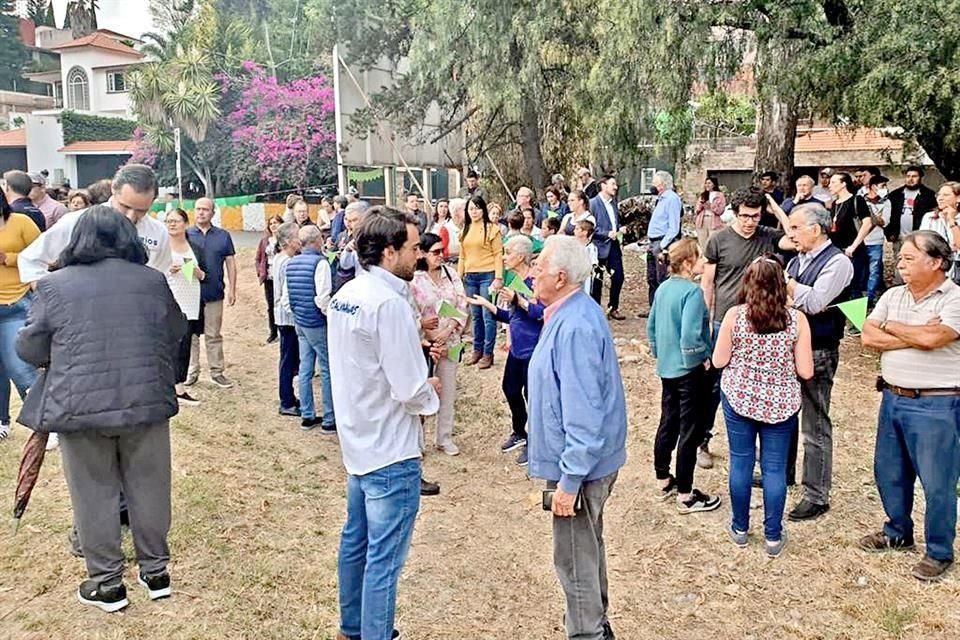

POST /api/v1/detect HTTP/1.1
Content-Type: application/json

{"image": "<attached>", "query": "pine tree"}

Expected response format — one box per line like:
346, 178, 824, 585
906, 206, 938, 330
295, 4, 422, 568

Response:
0, 0, 29, 91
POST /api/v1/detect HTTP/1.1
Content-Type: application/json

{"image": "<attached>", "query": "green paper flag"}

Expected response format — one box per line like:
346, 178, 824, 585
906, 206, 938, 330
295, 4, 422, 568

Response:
447, 342, 466, 363
326, 251, 338, 265
214, 198, 227, 209
547, 210, 559, 219
836, 296, 868, 331
507, 276, 534, 298
437, 300, 467, 320
503, 270, 516, 288
616, 231, 624, 244
181, 260, 196, 282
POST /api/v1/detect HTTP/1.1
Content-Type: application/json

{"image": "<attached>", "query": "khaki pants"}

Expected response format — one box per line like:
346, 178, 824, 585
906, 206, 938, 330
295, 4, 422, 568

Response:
189, 299, 225, 378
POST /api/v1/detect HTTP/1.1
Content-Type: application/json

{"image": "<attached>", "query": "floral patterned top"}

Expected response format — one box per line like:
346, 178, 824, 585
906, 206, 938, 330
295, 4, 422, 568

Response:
721, 306, 802, 424
411, 264, 469, 345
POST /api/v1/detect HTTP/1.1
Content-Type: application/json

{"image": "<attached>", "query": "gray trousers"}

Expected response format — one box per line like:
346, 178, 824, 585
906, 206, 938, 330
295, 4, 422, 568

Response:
552, 472, 618, 640
60, 422, 172, 585
800, 347, 839, 506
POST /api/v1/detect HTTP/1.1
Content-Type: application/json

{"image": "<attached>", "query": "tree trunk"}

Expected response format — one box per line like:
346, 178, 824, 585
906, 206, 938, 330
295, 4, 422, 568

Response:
916, 130, 960, 181
753, 40, 800, 195
518, 92, 547, 192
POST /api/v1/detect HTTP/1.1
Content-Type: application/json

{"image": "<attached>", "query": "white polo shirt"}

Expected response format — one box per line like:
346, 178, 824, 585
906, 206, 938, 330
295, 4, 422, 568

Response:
328, 265, 439, 476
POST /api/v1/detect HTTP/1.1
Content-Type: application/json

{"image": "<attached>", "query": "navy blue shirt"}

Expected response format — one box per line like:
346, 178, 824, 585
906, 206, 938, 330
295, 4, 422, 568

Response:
9, 197, 45, 232
187, 225, 235, 302
493, 276, 544, 359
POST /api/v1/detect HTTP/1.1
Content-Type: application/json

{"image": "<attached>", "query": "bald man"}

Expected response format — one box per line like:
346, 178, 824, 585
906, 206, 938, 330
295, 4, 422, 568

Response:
186, 197, 237, 388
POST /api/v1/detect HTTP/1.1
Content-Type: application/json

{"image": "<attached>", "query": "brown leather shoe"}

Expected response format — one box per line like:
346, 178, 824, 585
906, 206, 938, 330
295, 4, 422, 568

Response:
478, 355, 493, 369
465, 351, 482, 366
912, 556, 953, 581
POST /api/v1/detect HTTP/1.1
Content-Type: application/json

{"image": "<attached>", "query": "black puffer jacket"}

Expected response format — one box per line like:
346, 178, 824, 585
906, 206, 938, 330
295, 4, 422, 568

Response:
16, 258, 187, 433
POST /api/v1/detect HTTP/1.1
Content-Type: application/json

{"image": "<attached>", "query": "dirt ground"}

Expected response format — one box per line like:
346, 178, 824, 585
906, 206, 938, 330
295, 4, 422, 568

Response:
1, 248, 958, 640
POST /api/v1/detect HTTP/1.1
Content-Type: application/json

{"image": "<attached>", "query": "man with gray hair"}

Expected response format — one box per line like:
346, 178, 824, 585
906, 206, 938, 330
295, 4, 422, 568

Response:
19, 164, 172, 282
527, 235, 627, 640
782, 203, 854, 522
781, 175, 823, 214
286, 224, 336, 433
859, 231, 960, 582
645, 171, 683, 307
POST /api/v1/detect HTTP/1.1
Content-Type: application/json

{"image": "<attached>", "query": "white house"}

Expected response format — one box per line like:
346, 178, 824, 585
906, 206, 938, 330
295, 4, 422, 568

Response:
20, 29, 144, 187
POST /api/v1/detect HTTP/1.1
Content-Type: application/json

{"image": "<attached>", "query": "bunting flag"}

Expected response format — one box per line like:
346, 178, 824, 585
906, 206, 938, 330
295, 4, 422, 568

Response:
326, 251, 338, 265
348, 168, 384, 184
437, 300, 467, 320
181, 260, 196, 282
834, 297, 868, 331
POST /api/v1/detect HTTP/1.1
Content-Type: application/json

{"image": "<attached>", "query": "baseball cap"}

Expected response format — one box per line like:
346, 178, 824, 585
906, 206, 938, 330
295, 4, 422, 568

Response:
819, 167, 834, 177
27, 172, 45, 186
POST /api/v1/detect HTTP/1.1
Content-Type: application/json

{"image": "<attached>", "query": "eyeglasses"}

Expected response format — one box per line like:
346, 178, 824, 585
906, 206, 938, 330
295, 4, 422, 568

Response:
736, 213, 761, 221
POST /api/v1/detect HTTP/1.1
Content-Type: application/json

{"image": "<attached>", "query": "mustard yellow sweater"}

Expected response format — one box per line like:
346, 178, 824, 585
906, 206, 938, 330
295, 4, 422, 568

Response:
458, 222, 503, 278
0, 213, 40, 303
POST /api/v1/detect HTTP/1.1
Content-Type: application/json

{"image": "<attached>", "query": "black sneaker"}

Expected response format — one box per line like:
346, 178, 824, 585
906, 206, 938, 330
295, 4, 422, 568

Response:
420, 478, 440, 496
500, 434, 526, 453
677, 489, 722, 514
787, 500, 830, 521
320, 423, 337, 436
301, 417, 320, 431
657, 476, 677, 502
137, 571, 172, 600
279, 405, 300, 417
77, 579, 128, 613
603, 621, 616, 640
176, 391, 200, 406
516, 446, 528, 466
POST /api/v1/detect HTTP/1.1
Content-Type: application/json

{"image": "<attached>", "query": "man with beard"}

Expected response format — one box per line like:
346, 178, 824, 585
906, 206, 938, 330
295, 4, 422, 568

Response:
329, 207, 440, 640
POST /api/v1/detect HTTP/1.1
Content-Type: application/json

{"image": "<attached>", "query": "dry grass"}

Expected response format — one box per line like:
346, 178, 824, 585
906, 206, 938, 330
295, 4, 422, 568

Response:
1, 249, 959, 639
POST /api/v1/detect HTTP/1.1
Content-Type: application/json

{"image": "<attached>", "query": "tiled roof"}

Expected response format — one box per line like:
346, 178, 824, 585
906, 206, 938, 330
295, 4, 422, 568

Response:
58, 140, 136, 154
0, 129, 27, 148
794, 128, 905, 153
51, 33, 143, 58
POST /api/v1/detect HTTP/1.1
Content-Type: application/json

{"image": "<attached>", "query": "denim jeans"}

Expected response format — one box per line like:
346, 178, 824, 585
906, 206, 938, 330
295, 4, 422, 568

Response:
874, 390, 960, 561
723, 396, 796, 542
552, 471, 618, 640
296, 322, 335, 426
338, 458, 421, 640
0, 295, 37, 403
463, 271, 497, 356
865, 244, 884, 306
277, 326, 299, 409
800, 346, 839, 506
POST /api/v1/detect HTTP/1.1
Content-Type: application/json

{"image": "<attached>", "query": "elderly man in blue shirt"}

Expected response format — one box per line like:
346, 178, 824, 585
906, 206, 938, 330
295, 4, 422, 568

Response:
645, 171, 683, 307
528, 235, 627, 640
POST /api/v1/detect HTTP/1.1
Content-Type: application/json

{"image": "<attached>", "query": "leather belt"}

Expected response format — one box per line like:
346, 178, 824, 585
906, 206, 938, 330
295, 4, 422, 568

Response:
881, 380, 960, 399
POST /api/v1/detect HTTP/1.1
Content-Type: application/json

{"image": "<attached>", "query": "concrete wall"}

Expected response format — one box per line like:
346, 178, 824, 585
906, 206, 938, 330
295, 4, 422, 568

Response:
25, 112, 64, 179
60, 49, 134, 114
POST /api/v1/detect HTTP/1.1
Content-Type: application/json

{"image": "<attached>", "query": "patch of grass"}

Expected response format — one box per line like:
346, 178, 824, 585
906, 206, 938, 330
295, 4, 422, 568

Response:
878, 604, 918, 639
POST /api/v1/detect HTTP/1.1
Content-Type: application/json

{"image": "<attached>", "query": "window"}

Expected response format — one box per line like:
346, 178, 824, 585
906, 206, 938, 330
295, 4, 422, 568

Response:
66, 66, 89, 111
107, 71, 126, 94
639, 168, 656, 194
52, 81, 63, 108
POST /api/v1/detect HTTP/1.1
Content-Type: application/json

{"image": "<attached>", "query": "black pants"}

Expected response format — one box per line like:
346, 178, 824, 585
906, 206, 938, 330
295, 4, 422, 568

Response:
263, 279, 277, 338
502, 353, 530, 439
646, 239, 669, 306
591, 241, 624, 311
278, 325, 299, 409
654, 368, 708, 494
175, 331, 191, 384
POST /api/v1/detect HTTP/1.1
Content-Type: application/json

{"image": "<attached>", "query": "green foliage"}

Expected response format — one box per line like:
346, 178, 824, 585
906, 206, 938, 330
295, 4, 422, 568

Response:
0, 0, 28, 92
694, 92, 757, 137
61, 111, 137, 145
28, 0, 54, 27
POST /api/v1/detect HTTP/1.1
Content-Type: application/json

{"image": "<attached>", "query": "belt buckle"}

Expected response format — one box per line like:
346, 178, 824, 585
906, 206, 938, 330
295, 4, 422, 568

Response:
903, 387, 920, 399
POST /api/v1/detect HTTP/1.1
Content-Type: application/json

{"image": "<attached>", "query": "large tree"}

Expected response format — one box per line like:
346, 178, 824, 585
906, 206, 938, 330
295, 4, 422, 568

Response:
0, 1, 28, 92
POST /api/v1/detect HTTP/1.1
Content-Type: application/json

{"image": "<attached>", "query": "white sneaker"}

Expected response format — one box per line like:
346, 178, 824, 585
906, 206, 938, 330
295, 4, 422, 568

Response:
0, 421, 9, 440
45, 432, 59, 451
437, 441, 460, 456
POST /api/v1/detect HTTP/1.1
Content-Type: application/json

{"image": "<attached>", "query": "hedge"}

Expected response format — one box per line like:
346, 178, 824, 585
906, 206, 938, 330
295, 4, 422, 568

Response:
61, 110, 136, 145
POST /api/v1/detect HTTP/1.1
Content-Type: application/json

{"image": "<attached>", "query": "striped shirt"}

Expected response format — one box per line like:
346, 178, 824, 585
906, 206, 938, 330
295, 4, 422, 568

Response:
868, 279, 960, 389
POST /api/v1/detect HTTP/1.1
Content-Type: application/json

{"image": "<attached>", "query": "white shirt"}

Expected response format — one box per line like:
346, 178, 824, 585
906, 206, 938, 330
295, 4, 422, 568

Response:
273, 252, 295, 327
313, 255, 332, 313
328, 266, 439, 475
166, 245, 201, 320
600, 195, 617, 232
18, 202, 173, 282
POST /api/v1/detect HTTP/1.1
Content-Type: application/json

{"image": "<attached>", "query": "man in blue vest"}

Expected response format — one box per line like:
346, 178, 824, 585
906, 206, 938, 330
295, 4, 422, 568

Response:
784, 203, 854, 521
286, 225, 336, 433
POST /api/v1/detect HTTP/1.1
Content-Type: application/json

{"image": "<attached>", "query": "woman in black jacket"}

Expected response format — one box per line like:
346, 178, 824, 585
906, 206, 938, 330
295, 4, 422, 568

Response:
16, 205, 187, 613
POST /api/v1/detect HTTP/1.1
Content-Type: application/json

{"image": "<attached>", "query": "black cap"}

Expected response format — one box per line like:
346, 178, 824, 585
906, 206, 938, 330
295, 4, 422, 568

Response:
869, 175, 890, 186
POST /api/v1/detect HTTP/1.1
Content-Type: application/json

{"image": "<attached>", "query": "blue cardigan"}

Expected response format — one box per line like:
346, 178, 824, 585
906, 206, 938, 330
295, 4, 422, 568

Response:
527, 290, 627, 494
494, 276, 544, 359
647, 276, 713, 379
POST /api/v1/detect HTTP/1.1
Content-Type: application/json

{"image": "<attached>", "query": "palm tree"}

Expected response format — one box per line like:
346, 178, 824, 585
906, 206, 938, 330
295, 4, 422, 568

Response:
65, 0, 98, 38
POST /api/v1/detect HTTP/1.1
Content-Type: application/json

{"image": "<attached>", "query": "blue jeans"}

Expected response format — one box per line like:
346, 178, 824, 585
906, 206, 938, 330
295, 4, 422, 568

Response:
723, 396, 796, 541
0, 295, 37, 406
338, 458, 421, 640
296, 323, 335, 426
463, 271, 496, 356
865, 244, 884, 306
875, 390, 960, 561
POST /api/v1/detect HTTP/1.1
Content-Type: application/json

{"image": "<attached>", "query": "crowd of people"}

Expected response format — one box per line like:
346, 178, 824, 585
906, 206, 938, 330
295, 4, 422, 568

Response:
2, 159, 958, 640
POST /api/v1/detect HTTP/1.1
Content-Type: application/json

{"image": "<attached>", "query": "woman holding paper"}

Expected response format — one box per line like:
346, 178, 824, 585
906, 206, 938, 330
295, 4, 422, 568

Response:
164, 208, 207, 406
411, 232, 468, 456
468, 235, 543, 466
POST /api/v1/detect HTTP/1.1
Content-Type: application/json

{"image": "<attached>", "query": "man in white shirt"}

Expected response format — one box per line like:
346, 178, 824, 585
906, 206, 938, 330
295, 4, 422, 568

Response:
328, 206, 440, 640
19, 164, 172, 283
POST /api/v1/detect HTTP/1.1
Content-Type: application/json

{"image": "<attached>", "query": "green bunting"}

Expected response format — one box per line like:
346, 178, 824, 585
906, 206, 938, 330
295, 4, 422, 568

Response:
835, 297, 868, 331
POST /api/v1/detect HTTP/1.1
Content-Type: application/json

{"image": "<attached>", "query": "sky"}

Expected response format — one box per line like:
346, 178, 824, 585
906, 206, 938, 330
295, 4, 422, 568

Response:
50, 0, 155, 39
